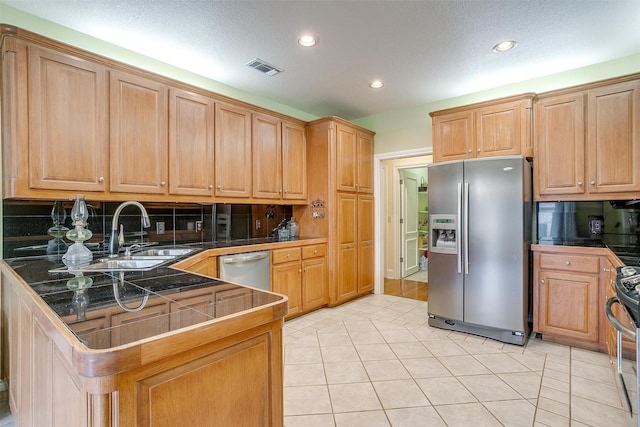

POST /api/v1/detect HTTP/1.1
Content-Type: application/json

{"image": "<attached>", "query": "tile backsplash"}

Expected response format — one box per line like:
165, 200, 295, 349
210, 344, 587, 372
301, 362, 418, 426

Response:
3, 200, 292, 258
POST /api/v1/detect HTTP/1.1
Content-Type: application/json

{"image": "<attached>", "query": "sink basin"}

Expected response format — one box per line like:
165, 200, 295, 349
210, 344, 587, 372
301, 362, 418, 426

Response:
132, 248, 196, 257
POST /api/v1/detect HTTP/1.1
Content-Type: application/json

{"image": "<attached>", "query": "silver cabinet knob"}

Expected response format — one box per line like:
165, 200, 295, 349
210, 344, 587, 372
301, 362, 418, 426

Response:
278, 189, 282, 193
217, 185, 222, 189
590, 180, 596, 185
208, 184, 213, 189
477, 148, 481, 152
577, 181, 583, 187
541, 279, 545, 285
98, 176, 105, 183
565, 261, 571, 266
467, 149, 472, 153
160, 181, 166, 186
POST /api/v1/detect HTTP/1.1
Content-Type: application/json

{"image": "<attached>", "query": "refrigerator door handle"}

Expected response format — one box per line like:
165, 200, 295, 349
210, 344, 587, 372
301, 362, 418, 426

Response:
457, 182, 462, 274
463, 182, 469, 275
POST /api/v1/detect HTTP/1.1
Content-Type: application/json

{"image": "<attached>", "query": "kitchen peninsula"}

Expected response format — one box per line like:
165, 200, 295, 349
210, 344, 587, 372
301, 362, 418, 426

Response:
0, 240, 309, 427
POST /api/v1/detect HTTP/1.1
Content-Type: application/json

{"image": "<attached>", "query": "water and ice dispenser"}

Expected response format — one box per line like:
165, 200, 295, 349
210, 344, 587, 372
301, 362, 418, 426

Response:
430, 214, 457, 254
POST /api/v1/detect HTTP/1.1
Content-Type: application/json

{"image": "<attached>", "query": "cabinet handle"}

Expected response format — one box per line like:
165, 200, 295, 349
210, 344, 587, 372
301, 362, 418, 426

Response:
467, 149, 472, 153
541, 279, 545, 284
590, 180, 596, 186
284, 189, 288, 193
287, 253, 290, 258
208, 184, 213, 189
565, 261, 571, 266
299, 269, 302, 273
98, 176, 104, 183
160, 181, 166, 186
278, 189, 282, 193
477, 148, 481, 152
217, 185, 222, 189
314, 249, 318, 254
577, 181, 583, 187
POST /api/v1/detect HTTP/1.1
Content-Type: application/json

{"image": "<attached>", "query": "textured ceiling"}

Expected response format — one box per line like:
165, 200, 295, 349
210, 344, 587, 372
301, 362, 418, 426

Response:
2, 0, 640, 120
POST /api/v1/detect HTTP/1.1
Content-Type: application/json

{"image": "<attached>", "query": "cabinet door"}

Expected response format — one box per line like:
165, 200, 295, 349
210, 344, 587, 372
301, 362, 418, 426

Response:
214, 102, 252, 197
214, 287, 253, 318
358, 194, 374, 293
110, 70, 168, 194
336, 124, 358, 192
302, 257, 326, 311
110, 301, 170, 346
536, 270, 599, 343
534, 93, 586, 197
272, 262, 302, 317
432, 111, 474, 162
587, 80, 640, 194
169, 89, 215, 196
282, 121, 308, 200
357, 132, 374, 193
252, 113, 282, 199
28, 45, 109, 191
475, 101, 523, 158
336, 193, 358, 301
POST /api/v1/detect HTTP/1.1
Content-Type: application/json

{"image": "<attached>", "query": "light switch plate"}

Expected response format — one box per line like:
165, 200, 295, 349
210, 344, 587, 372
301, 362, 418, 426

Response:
156, 222, 165, 235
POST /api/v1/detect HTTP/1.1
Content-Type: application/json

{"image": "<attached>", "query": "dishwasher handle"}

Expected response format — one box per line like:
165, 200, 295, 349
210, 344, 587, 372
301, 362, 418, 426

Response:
222, 252, 269, 264
605, 296, 636, 341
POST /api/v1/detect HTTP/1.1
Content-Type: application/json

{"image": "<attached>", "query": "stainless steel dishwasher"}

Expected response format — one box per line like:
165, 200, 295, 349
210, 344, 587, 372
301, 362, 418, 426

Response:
219, 250, 271, 291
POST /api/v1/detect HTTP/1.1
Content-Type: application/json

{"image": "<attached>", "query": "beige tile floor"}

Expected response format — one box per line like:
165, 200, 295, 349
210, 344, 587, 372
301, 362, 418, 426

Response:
283, 294, 638, 427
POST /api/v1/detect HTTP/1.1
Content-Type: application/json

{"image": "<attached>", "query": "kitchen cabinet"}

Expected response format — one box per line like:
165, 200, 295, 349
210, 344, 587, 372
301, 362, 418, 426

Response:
171, 251, 218, 278
335, 193, 374, 301
169, 88, 216, 197
252, 114, 307, 201
271, 244, 326, 318
335, 123, 374, 193
534, 251, 600, 344
1, 37, 110, 198
535, 77, 640, 200
602, 255, 634, 362
272, 247, 303, 317
214, 101, 252, 198
110, 69, 169, 194
110, 299, 170, 346
532, 245, 633, 354
430, 94, 534, 163
298, 118, 375, 306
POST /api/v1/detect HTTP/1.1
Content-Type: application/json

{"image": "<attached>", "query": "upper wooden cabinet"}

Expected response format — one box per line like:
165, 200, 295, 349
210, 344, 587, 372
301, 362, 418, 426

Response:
169, 88, 216, 197
252, 114, 307, 200
214, 102, 252, 198
430, 94, 534, 163
336, 123, 373, 193
1, 26, 308, 204
109, 69, 169, 194
535, 78, 640, 200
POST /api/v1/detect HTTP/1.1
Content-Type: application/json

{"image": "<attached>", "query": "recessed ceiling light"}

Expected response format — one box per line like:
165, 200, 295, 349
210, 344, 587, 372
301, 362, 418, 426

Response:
369, 80, 384, 89
493, 40, 517, 53
298, 34, 318, 47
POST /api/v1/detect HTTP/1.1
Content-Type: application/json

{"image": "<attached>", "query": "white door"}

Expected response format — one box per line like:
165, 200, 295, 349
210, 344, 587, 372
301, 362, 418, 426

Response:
400, 170, 419, 277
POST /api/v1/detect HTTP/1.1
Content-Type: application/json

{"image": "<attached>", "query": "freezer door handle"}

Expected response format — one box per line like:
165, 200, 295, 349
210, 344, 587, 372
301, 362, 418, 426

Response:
457, 182, 462, 274
222, 252, 269, 264
463, 182, 469, 275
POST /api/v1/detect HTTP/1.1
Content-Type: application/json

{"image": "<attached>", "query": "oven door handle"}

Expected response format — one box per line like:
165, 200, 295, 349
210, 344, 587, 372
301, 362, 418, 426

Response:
605, 297, 636, 341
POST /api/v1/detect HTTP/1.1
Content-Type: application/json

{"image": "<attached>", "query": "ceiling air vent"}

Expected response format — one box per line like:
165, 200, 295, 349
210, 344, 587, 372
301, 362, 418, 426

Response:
245, 58, 283, 76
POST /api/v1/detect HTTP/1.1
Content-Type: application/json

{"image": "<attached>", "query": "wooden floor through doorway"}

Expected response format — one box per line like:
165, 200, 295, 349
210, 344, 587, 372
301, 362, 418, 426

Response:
383, 277, 427, 301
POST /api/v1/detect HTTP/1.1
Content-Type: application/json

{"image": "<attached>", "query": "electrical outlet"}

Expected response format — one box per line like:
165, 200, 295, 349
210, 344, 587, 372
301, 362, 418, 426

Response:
195, 220, 203, 232
256, 220, 261, 230
156, 222, 165, 235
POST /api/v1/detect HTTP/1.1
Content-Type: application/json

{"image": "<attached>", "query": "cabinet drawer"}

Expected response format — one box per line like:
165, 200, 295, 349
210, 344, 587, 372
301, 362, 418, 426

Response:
302, 244, 326, 259
538, 253, 599, 274
272, 248, 301, 264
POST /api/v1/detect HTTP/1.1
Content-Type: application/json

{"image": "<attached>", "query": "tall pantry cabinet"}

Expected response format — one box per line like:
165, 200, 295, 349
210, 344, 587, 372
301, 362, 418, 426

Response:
296, 118, 375, 306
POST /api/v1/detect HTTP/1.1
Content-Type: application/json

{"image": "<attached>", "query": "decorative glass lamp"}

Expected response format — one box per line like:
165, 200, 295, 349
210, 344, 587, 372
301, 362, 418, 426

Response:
62, 194, 94, 267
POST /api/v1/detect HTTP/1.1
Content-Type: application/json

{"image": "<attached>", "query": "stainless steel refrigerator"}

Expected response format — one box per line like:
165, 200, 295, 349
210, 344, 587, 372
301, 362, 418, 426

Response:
427, 155, 532, 345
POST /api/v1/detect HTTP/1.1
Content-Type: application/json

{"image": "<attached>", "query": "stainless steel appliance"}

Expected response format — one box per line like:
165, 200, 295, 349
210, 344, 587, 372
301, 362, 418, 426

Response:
219, 250, 271, 291
427, 156, 532, 345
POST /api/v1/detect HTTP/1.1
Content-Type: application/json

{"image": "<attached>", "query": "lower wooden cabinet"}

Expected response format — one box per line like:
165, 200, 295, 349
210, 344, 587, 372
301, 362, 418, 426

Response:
271, 244, 327, 319
533, 245, 628, 356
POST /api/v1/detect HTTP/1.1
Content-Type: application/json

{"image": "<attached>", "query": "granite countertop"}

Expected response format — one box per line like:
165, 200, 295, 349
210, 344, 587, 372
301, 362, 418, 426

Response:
2, 238, 320, 350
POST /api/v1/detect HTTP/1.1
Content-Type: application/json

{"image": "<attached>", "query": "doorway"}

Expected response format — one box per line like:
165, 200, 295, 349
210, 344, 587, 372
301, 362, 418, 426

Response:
375, 151, 432, 301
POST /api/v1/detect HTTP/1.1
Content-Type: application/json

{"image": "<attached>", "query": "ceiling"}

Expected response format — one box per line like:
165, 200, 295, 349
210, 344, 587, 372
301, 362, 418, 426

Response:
3, 0, 640, 120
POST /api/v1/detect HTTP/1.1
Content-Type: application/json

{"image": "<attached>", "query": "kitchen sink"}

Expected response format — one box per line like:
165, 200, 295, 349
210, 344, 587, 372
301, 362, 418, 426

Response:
131, 248, 196, 257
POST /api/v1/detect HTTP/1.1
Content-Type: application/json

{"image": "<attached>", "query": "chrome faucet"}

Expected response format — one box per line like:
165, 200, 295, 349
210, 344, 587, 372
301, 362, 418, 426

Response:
108, 201, 151, 257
